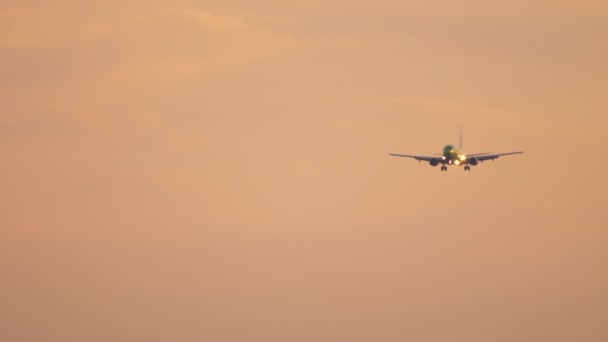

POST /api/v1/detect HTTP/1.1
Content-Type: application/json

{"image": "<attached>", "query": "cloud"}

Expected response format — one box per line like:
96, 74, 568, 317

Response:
170, 7, 251, 31
0, 3, 295, 79
0, 2, 296, 135
99, 7, 295, 84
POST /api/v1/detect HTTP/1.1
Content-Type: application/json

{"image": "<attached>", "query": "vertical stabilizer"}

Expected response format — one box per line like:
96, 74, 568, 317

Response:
459, 126, 463, 149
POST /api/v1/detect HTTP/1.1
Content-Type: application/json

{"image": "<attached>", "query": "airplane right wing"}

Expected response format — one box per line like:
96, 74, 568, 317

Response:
389, 153, 441, 162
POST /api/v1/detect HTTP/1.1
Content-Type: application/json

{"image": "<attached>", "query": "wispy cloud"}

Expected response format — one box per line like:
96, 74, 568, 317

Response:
0, 3, 295, 79
0, 3, 296, 134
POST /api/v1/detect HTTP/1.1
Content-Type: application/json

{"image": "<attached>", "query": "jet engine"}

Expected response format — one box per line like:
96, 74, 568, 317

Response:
429, 158, 439, 167
468, 157, 479, 166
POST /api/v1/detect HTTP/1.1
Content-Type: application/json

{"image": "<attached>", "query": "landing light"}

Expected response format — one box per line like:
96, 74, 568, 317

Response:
459, 155, 466, 161
454, 160, 461, 166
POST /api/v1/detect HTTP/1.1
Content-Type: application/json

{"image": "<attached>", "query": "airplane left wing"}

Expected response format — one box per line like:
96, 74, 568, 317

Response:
473, 149, 526, 162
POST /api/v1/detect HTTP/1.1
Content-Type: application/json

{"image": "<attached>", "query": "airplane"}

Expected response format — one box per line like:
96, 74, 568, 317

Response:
389, 128, 526, 171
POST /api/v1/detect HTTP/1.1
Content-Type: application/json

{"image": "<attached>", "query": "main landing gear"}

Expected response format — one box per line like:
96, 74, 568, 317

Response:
441, 165, 471, 171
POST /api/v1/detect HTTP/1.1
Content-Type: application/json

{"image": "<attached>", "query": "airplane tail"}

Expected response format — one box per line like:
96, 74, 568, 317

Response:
459, 126, 463, 149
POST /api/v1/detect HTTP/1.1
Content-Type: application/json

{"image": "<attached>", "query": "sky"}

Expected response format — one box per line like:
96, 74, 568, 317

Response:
1, 1, 607, 341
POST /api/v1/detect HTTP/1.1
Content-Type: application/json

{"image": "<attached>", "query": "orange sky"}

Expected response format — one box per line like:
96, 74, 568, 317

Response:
1, 1, 607, 341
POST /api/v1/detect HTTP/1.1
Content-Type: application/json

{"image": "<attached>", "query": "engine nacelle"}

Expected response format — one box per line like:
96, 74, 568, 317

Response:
429, 158, 439, 167
468, 157, 479, 166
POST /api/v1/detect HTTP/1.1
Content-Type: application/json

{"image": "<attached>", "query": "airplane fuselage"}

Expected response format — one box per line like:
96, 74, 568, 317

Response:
442, 144, 466, 165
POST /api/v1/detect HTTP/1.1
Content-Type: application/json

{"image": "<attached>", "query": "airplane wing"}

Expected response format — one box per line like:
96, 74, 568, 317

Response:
389, 153, 440, 162
435, 152, 490, 157
473, 149, 526, 162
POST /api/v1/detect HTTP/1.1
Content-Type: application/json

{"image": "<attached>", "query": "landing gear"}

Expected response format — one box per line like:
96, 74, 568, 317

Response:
440, 166, 447, 171
464, 166, 471, 171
